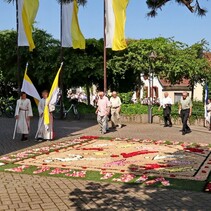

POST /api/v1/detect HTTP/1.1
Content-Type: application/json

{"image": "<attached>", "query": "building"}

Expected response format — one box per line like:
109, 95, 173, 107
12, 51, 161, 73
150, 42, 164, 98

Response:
140, 75, 203, 104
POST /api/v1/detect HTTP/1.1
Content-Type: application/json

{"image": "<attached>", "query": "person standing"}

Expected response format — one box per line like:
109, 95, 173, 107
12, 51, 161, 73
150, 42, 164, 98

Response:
159, 92, 173, 127
206, 98, 211, 131
110, 91, 122, 129
14, 92, 33, 141
178, 91, 192, 135
95, 91, 110, 134
36, 90, 53, 141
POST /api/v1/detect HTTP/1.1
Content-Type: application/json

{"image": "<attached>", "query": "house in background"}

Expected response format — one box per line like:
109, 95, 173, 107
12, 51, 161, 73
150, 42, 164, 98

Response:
140, 75, 203, 104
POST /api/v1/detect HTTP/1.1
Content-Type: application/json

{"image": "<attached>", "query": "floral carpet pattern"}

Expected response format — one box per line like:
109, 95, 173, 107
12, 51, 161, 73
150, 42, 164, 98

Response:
0, 136, 211, 190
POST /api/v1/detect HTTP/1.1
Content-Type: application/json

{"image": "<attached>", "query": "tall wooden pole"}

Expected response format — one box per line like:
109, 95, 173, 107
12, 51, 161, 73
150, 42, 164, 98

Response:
16, 0, 21, 95
103, 0, 107, 93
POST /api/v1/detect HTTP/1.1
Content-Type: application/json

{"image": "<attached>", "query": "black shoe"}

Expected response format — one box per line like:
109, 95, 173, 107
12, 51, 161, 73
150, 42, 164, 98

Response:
164, 125, 169, 127
186, 130, 192, 134
169, 124, 172, 127
182, 131, 186, 135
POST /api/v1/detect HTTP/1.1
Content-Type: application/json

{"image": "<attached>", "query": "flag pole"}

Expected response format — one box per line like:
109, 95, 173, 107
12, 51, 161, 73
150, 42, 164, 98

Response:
60, 0, 64, 119
103, 0, 107, 93
16, 0, 21, 95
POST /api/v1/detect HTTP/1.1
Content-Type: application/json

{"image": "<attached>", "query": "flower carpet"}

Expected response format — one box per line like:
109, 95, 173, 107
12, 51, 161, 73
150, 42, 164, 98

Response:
0, 136, 211, 191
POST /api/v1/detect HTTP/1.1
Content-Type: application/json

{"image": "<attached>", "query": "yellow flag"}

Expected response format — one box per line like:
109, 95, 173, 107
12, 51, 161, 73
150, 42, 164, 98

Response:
44, 63, 63, 125
21, 63, 41, 106
62, 0, 85, 49
18, 0, 39, 51
105, 0, 129, 51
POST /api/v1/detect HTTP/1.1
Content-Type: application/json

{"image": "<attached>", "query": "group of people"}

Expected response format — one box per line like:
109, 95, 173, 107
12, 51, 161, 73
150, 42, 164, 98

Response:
159, 91, 211, 135
159, 91, 193, 135
95, 91, 122, 134
14, 89, 211, 141
14, 90, 53, 141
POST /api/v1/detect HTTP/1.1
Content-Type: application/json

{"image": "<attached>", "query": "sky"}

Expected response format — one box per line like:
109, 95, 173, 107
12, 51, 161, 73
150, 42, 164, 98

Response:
0, 0, 211, 48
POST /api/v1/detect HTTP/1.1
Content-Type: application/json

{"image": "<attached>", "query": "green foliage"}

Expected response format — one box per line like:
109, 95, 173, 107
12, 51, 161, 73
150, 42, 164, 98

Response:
77, 102, 95, 114
119, 92, 133, 104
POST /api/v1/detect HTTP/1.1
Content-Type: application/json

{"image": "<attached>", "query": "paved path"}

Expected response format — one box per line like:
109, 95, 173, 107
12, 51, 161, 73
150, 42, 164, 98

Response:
0, 117, 211, 211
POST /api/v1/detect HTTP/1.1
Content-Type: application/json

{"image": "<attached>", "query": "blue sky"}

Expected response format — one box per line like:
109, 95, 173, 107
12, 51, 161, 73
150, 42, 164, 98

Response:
0, 0, 211, 48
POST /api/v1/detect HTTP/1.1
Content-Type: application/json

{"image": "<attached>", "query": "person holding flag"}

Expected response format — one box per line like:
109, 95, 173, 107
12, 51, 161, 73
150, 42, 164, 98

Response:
14, 92, 33, 141
35, 90, 53, 142
41, 63, 63, 141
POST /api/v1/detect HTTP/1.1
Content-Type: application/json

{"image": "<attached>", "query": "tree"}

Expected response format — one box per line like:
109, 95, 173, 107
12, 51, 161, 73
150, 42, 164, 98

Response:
107, 37, 211, 95
0, 29, 105, 103
4, 0, 208, 16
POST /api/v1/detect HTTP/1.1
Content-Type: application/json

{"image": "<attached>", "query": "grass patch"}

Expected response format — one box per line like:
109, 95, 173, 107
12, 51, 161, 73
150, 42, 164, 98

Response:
1, 163, 209, 193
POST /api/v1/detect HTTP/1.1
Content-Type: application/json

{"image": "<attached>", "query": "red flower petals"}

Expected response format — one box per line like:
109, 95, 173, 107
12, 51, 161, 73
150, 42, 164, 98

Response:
183, 147, 204, 153
121, 150, 158, 158
110, 155, 119, 157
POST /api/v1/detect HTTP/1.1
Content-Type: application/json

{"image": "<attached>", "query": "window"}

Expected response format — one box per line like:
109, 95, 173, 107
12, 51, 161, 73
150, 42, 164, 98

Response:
174, 93, 182, 103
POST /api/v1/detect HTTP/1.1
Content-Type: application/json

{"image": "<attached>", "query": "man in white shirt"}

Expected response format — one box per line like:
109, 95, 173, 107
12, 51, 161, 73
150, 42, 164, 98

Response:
159, 92, 173, 127
110, 91, 122, 129
95, 91, 110, 134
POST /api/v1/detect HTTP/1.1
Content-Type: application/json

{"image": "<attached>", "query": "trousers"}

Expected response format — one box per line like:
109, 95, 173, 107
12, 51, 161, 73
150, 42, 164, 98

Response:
181, 108, 191, 132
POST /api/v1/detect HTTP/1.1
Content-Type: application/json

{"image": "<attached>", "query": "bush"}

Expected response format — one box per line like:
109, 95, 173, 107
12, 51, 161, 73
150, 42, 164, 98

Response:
119, 92, 133, 104
77, 102, 95, 114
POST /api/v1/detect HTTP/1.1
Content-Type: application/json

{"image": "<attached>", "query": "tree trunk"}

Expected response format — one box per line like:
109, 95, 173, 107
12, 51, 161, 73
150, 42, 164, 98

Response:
191, 82, 194, 101
86, 84, 90, 105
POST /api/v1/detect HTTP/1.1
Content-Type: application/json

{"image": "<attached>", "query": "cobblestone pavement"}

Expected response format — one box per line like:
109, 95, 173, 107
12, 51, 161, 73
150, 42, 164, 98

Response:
0, 117, 211, 211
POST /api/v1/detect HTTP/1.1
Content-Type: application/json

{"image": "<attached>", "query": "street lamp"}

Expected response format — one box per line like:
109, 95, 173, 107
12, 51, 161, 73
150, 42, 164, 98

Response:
148, 51, 157, 123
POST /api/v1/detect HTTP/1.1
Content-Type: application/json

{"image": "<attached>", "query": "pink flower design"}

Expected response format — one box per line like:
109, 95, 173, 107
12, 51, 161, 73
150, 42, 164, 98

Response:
5, 165, 29, 172
65, 171, 86, 178
100, 172, 114, 180
112, 174, 135, 183
33, 166, 50, 174
49, 168, 70, 175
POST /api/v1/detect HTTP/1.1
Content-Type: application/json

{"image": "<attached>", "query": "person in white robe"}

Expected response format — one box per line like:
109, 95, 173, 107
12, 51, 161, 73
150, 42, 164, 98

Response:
36, 90, 53, 141
15, 92, 33, 141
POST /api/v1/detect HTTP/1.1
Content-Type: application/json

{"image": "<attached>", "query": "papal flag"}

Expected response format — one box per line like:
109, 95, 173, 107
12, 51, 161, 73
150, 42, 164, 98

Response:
105, 0, 129, 51
44, 63, 63, 126
61, 0, 85, 49
21, 63, 41, 106
18, 0, 39, 51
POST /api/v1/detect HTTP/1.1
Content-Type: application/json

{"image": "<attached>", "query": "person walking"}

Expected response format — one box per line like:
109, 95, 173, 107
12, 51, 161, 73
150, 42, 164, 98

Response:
14, 92, 33, 141
95, 91, 110, 134
110, 91, 122, 129
206, 98, 211, 131
178, 91, 192, 135
159, 92, 173, 127
36, 90, 53, 142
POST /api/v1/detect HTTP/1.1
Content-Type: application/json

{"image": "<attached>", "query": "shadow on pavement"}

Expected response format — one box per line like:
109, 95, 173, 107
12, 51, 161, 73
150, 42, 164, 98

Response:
68, 181, 210, 210
0, 117, 97, 156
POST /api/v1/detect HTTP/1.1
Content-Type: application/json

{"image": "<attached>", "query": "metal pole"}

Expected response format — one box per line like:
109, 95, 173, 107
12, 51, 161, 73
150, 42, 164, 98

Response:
103, 0, 107, 93
16, 0, 21, 95
148, 65, 152, 123
60, 1, 64, 119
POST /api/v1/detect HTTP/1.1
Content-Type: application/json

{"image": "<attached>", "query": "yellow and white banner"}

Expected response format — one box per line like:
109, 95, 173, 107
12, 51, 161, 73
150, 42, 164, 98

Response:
21, 63, 41, 106
105, 0, 129, 51
44, 63, 63, 126
18, 0, 39, 51
61, 0, 85, 49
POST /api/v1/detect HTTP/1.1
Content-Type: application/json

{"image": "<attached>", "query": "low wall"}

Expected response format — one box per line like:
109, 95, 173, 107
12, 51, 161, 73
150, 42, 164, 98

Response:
79, 113, 205, 126
120, 114, 205, 126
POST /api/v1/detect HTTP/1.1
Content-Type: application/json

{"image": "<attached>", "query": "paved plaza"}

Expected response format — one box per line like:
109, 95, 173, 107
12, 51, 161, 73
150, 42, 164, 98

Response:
0, 117, 211, 211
